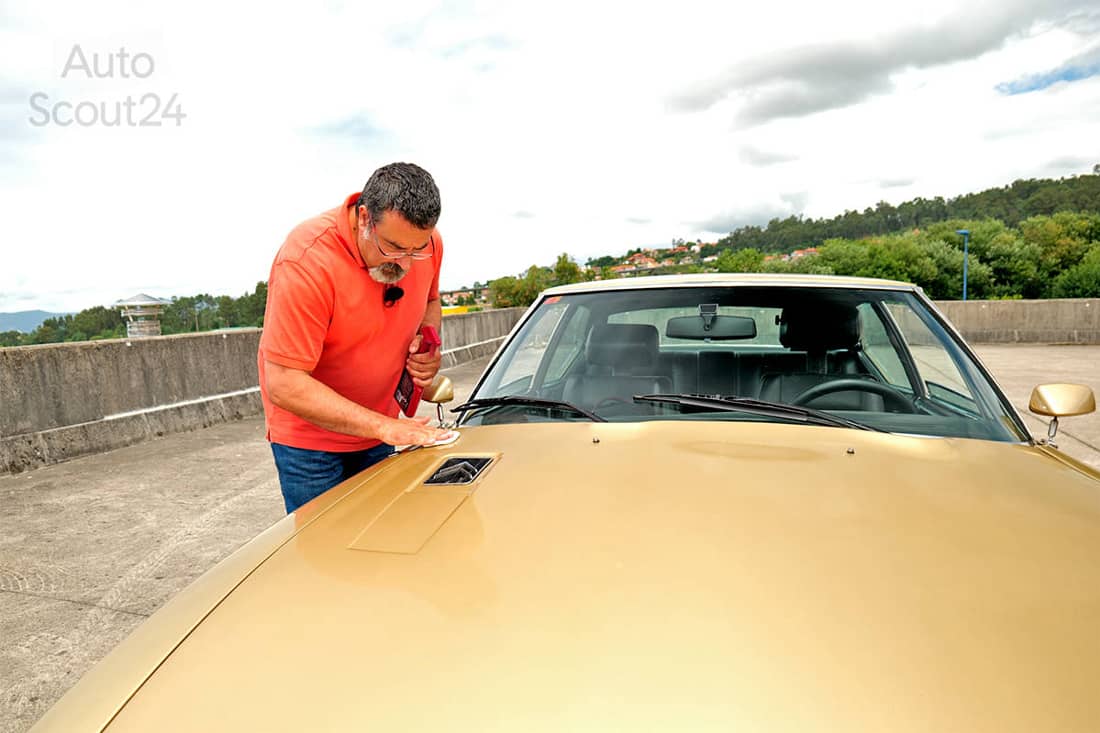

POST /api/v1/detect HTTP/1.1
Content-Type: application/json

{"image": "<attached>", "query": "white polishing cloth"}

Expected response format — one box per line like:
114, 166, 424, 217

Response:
426, 430, 460, 447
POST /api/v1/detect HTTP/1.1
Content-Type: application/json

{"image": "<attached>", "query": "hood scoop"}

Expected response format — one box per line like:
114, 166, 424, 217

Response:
425, 457, 493, 485
349, 454, 498, 555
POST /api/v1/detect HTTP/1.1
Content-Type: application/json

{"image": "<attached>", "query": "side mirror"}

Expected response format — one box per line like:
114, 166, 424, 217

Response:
422, 375, 455, 404
1028, 383, 1095, 447
422, 375, 455, 427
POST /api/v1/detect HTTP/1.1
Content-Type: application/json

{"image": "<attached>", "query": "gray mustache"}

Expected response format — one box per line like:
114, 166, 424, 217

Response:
370, 262, 406, 284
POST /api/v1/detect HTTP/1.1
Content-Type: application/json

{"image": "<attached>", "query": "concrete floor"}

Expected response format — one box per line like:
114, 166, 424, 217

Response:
2, 346, 1098, 733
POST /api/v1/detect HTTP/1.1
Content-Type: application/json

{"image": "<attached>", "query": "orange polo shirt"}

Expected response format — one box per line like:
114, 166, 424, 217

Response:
258, 192, 443, 452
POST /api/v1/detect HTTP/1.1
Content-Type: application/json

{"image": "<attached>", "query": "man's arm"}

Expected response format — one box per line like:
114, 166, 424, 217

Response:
406, 294, 443, 387
265, 360, 449, 446
421, 294, 441, 331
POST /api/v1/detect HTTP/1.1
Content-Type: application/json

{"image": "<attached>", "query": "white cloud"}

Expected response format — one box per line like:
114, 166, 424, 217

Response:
1, 0, 1099, 311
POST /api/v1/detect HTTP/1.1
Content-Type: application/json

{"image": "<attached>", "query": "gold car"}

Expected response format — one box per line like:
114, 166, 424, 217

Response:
35, 274, 1100, 731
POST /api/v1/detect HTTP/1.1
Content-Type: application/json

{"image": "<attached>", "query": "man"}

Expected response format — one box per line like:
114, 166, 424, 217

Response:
258, 162, 452, 513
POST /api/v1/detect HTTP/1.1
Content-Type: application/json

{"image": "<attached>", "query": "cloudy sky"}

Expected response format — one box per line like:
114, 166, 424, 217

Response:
1, 0, 1098, 312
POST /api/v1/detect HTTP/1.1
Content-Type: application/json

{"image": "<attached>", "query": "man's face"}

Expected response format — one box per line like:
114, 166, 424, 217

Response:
358, 209, 434, 284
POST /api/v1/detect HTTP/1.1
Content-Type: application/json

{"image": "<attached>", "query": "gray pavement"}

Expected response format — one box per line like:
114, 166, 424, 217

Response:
0, 356, 490, 733
2, 347, 1098, 733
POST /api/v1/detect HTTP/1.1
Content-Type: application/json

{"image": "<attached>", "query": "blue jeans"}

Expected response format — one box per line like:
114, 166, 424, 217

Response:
270, 442, 395, 514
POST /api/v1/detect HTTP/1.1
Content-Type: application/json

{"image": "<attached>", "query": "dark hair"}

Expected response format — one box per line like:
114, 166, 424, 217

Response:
357, 162, 441, 230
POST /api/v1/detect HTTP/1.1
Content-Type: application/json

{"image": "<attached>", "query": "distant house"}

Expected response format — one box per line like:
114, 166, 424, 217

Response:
626, 253, 660, 270
440, 287, 488, 306
788, 247, 819, 260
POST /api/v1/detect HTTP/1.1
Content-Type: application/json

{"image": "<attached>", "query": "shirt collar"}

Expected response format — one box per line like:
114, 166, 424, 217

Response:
335, 192, 367, 268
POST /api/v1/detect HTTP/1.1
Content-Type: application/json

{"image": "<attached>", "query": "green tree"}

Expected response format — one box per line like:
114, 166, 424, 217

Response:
161, 294, 221, 333
489, 276, 521, 308
983, 233, 1042, 298
715, 247, 765, 273
862, 233, 939, 285
1051, 245, 1100, 297
816, 238, 872, 276
237, 281, 267, 327
552, 253, 584, 286
784, 254, 833, 276
586, 255, 618, 269
918, 237, 993, 300
0, 330, 24, 347
665, 263, 705, 275
162, 296, 198, 334
214, 295, 239, 329
516, 266, 553, 305
27, 316, 68, 344
71, 306, 124, 340
1020, 212, 1100, 292
759, 257, 794, 274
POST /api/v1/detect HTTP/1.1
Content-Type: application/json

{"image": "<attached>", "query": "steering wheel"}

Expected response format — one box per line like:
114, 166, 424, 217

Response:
593, 396, 631, 411
791, 378, 913, 412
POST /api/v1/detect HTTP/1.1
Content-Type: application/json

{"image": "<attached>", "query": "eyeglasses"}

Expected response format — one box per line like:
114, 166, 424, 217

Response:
368, 224, 434, 261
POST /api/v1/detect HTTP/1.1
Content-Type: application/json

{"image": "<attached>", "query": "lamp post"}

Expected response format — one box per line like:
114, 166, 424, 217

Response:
955, 229, 970, 301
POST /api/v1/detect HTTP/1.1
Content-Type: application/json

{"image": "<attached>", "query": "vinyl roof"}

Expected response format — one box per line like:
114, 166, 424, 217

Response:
543, 272, 918, 296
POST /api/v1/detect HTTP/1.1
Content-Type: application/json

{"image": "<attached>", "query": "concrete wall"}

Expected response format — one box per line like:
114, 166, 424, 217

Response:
932, 299, 1100, 344
440, 308, 525, 367
1, 308, 524, 474
1, 330, 265, 474
1, 330, 264, 437
4, 298, 1093, 474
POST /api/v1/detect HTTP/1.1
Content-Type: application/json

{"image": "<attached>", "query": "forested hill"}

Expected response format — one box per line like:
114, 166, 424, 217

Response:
713, 173, 1100, 255
0, 310, 69, 333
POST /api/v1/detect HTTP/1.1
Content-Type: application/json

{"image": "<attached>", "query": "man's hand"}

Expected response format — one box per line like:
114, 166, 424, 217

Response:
265, 360, 446, 445
375, 415, 451, 447
406, 332, 442, 388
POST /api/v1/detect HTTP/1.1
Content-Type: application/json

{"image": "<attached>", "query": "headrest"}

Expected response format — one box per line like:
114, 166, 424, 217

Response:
779, 302, 860, 352
586, 323, 659, 370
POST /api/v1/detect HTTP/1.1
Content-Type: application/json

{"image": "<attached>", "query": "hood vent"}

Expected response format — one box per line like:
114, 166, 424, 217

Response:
425, 457, 493, 485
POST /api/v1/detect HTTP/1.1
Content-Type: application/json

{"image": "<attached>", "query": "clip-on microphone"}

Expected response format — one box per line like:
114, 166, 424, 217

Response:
383, 285, 404, 307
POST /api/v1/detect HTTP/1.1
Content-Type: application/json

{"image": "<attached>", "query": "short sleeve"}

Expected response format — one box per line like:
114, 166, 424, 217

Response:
259, 260, 333, 372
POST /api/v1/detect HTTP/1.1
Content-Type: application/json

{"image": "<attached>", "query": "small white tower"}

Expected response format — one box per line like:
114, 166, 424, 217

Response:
113, 294, 171, 338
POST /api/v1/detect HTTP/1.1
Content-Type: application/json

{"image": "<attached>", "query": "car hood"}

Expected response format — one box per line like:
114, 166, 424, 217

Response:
106, 421, 1100, 731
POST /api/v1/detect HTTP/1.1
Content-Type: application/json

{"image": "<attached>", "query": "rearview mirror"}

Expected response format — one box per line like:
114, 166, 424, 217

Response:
666, 315, 757, 340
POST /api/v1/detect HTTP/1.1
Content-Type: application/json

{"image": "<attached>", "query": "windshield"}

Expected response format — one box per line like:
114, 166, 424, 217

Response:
462, 285, 1027, 441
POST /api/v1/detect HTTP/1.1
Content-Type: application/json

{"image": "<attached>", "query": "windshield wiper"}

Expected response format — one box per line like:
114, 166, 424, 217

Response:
633, 394, 883, 432
451, 396, 607, 422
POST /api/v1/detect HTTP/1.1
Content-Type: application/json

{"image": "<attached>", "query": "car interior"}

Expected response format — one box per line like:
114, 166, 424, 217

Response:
465, 286, 1026, 441
556, 300, 890, 413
